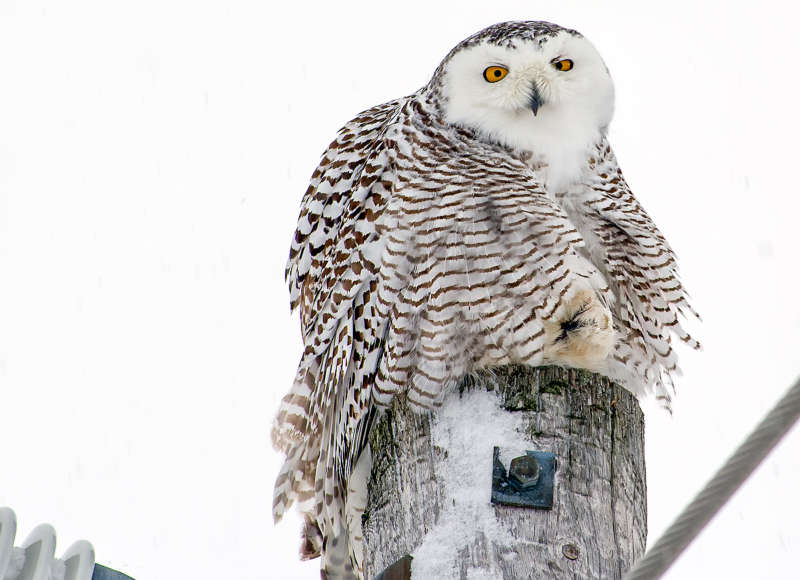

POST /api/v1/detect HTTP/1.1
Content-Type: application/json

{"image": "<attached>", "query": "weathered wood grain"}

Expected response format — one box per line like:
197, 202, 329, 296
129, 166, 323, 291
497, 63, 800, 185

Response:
363, 365, 646, 579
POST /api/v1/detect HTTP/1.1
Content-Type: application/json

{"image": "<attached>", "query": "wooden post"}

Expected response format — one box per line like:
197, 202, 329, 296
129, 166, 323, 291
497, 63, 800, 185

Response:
363, 365, 646, 580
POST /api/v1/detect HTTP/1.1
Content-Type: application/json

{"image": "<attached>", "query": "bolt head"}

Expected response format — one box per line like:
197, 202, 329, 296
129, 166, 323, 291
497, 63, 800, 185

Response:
508, 454, 540, 489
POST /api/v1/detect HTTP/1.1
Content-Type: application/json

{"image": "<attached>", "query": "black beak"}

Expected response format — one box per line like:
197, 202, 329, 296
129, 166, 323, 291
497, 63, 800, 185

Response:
530, 84, 544, 116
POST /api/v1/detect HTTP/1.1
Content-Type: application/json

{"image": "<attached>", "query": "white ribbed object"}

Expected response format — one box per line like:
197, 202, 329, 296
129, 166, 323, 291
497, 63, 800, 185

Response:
0, 509, 94, 580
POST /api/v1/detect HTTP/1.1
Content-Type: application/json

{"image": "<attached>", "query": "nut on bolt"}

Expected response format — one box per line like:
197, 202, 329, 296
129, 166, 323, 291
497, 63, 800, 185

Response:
508, 454, 540, 489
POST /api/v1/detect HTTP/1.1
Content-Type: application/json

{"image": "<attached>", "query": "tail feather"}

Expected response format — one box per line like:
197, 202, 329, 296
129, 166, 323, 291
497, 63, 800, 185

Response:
320, 533, 357, 580
272, 448, 300, 523
300, 516, 324, 561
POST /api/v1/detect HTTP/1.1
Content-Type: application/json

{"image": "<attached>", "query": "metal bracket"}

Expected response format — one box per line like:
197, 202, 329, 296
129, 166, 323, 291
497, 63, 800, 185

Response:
491, 447, 555, 509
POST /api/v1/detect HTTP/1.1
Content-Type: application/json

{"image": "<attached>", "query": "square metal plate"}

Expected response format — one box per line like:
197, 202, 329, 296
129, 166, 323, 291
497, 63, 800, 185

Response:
491, 447, 555, 509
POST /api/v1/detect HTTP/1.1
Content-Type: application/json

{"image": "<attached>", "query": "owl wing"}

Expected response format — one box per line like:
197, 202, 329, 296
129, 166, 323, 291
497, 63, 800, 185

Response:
286, 98, 404, 333
273, 98, 403, 538
559, 137, 700, 403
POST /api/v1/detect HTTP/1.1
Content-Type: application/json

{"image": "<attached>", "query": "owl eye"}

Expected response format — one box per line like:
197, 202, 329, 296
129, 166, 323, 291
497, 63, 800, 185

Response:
483, 66, 509, 83
552, 59, 574, 72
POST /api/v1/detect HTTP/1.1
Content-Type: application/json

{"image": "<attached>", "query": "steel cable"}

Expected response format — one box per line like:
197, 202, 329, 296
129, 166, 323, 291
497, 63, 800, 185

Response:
625, 376, 800, 579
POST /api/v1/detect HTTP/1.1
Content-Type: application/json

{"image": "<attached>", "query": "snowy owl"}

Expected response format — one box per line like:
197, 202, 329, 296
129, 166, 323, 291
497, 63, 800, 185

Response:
272, 20, 698, 579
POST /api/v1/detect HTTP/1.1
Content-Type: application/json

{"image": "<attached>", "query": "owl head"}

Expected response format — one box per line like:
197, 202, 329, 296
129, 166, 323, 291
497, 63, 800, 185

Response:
429, 21, 615, 187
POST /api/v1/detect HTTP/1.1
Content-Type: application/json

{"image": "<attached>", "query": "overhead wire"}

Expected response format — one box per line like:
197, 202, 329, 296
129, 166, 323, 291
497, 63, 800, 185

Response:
625, 376, 800, 579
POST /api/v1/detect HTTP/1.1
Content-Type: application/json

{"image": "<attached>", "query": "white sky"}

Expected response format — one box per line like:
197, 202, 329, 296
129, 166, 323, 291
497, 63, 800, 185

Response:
1, 1, 799, 579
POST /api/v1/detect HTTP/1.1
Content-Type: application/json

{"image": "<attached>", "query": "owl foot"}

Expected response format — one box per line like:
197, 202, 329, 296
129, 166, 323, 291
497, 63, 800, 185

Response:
543, 289, 614, 371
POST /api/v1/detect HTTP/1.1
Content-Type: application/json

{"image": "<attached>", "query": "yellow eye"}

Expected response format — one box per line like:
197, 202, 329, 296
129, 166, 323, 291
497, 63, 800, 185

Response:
552, 59, 574, 72
483, 66, 509, 83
